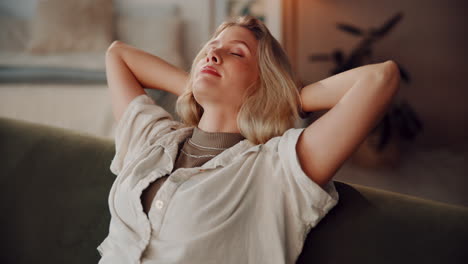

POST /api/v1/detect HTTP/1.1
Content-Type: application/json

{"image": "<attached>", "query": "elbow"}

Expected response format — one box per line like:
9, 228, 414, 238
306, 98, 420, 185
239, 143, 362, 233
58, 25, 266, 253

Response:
106, 40, 124, 57
373, 60, 399, 77
106, 41, 129, 68
384, 60, 401, 91
374, 60, 401, 90
383, 60, 400, 79
381, 60, 400, 81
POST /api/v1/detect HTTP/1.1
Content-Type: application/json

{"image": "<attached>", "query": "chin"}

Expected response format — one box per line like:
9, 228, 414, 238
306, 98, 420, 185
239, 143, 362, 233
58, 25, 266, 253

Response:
193, 79, 218, 94
192, 85, 214, 103
195, 75, 218, 85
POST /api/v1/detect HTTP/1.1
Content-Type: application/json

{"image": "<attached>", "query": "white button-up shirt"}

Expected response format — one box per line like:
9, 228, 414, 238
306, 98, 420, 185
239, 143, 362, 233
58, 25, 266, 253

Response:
97, 94, 339, 264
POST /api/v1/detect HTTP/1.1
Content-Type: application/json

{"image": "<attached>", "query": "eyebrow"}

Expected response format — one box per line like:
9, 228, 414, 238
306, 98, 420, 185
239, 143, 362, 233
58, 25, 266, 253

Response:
207, 39, 251, 53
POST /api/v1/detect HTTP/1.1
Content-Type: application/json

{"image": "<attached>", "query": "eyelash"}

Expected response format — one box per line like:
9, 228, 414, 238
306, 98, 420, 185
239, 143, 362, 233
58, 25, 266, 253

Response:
204, 51, 243, 58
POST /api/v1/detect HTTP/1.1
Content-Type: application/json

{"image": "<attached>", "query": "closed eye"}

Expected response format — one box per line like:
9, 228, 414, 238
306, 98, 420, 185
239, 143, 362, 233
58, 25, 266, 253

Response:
230, 53, 243, 57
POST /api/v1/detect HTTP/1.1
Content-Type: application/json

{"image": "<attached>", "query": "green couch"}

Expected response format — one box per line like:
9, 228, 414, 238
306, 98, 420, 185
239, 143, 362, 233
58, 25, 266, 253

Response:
1, 117, 467, 264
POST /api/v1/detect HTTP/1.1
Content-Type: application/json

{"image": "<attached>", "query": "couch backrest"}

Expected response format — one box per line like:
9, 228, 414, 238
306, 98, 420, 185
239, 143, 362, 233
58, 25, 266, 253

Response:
0, 117, 115, 264
297, 181, 468, 263
1, 117, 467, 264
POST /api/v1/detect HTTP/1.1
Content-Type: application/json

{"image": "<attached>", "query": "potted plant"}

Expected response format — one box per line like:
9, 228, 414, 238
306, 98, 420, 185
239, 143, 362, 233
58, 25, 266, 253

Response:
308, 12, 423, 168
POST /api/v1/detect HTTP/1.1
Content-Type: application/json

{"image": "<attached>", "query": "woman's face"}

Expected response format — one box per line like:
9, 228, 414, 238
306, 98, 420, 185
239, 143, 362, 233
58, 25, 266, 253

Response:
192, 26, 259, 111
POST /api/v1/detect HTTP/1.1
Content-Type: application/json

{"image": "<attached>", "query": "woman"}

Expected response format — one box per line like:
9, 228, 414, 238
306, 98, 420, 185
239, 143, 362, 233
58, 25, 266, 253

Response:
99, 16, 400, 263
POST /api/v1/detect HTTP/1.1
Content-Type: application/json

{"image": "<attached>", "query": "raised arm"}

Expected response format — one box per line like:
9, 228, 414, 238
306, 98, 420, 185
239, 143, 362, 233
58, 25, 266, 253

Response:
105, 40, 189, 122
297, 61, 400, 187
300, 62, 392, 112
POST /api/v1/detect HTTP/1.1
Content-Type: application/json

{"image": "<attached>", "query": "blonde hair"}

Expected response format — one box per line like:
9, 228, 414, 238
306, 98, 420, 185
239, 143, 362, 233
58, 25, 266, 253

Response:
176, 16, 302, 145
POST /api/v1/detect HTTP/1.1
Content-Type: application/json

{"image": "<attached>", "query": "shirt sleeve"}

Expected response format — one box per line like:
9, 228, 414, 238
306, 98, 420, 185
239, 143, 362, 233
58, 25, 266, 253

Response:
276, 128, 339, 227
109, 93, 178, 175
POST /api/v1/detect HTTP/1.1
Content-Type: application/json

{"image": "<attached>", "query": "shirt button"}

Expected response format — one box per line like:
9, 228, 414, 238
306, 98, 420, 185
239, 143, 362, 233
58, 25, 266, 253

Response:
155, 200, 164, 210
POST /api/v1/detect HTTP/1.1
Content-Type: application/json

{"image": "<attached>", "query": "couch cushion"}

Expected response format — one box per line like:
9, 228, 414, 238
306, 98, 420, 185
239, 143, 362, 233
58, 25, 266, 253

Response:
116, 16, 185, 68
26, 0, 113, 54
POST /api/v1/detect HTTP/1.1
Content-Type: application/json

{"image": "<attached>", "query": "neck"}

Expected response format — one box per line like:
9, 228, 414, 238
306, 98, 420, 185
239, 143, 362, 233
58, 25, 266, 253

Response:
197, 107, 240, 133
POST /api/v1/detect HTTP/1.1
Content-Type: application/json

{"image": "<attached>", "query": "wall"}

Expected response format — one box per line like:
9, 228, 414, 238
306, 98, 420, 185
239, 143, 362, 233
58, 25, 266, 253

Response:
293, 0, 468, 150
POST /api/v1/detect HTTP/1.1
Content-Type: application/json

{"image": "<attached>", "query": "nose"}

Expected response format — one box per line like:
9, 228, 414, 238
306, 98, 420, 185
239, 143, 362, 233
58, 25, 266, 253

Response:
206, 48, 221, 64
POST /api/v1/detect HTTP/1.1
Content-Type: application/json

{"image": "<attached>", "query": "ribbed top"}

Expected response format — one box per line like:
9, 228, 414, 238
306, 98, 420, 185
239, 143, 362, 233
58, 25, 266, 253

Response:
190, 126, 246, 150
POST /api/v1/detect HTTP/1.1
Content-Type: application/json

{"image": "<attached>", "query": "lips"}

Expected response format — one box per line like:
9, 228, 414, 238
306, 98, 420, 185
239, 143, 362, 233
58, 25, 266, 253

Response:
201, 66, 221, 77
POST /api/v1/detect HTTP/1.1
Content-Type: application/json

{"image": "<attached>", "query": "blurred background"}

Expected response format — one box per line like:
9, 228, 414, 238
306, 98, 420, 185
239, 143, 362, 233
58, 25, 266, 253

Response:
0, 0, 467, 207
